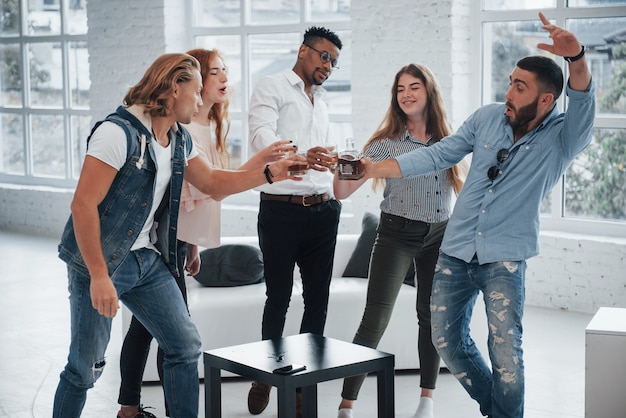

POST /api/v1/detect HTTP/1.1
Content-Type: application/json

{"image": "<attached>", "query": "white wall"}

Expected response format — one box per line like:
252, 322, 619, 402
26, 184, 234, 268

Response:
527, 232, 626, 314
88, 0, 168, 122
0, 0, 624, 315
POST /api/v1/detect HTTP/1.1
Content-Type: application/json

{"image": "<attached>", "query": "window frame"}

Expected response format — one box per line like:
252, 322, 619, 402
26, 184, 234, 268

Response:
0, 0, 90, 188
475, 3, 626, 238
186, 0, 351, 169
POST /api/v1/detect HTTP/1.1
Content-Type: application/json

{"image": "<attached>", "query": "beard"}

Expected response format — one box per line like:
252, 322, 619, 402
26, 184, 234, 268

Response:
311, 68, 328, 86
506, 97, 539, 133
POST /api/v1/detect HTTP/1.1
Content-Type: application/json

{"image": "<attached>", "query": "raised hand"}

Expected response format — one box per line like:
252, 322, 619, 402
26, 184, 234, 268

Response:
536, 12, 583, 58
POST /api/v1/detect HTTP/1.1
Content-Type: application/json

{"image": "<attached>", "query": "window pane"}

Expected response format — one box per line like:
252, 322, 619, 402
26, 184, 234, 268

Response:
67, 0, 87, 34
249, 32, 299, 88
568, 0, 626, 6
311, 0, 350, 21
250, 0, 299, 25
483, 0, 555, 10
29, 42, 62, 107
69, 41, 89, 108
483, 20, 543, 102
325, 30, 351, 115
71, 114, 90, 178
567, 17, 626, 117
195, 35, 242, 112
565, 128, 626, 221
27, 0, 60, 35
31, 114, 64, 176
0, 0, 20, 36
195, 0, 240, 27
0, 43, 22, 107
0, 112, 24, 174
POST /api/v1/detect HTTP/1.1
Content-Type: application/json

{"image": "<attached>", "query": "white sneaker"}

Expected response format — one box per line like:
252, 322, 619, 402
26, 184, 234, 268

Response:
337, 407, 353, 418
412, 396, 434, 418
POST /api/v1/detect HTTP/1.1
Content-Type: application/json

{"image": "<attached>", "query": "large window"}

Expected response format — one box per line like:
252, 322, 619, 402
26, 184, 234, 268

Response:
479, 0, 626, 237
0, 0, 90, 187
190, 0, 352, 170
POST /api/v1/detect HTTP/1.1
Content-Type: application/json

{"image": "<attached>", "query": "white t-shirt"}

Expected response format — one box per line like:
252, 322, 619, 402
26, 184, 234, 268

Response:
87, 122, 171, 251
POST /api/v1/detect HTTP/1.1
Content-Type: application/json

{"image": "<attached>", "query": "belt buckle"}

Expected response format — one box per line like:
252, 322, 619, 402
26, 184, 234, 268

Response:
301, 195, 312, 207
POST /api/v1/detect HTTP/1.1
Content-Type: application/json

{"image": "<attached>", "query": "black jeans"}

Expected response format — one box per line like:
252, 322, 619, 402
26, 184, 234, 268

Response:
341, 213, 447, 400
117, 241, 188, 415
258, 198, 341, 340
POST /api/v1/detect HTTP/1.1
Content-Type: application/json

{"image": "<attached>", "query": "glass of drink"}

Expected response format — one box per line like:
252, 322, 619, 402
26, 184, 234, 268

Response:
325, 142, 339, 173
287, 150, 309, 176
338, 138, 364, 180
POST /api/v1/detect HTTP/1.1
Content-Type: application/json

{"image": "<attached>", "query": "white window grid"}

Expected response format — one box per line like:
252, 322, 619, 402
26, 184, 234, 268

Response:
187, 0, 351, 168
0, 0, 90, 188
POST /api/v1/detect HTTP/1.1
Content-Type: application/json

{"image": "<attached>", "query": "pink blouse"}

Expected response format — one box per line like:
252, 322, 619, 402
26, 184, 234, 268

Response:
178, 122, 223, 249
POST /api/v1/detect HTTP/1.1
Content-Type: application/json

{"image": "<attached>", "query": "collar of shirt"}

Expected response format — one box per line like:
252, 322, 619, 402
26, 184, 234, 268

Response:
404, 128, 435, 145
284, 70, 327, 102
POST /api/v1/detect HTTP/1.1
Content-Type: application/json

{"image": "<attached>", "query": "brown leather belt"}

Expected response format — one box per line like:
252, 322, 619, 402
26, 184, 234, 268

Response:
260, 192, 330, 207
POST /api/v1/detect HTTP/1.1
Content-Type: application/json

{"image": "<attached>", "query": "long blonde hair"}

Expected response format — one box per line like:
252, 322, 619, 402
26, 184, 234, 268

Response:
186, 48, 231, 167
364, 64, 465, 194
124, 53, 200, 118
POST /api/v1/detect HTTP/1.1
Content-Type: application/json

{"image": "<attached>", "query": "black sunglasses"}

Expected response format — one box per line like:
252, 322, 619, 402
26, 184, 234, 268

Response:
303, 43, 339, 69
487, 148, 510, 182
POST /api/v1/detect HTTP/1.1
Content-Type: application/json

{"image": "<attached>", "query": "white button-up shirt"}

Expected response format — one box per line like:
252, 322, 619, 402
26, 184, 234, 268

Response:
248, 70, 333, 196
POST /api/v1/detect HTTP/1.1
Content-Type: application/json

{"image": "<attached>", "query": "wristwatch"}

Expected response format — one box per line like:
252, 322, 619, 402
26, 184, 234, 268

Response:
564, 44, 586, 63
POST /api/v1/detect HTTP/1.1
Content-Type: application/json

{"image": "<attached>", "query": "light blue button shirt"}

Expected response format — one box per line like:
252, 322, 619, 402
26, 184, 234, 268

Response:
396, 81, 596, 264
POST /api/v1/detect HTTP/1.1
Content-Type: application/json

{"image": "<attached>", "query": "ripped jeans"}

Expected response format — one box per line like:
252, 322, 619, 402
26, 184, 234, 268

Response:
53, 248, 201, 418
431, 252, 526, 418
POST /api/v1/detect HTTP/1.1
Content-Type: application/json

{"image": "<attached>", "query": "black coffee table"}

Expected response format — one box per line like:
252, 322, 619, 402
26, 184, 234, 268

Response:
203, 333, 395, 417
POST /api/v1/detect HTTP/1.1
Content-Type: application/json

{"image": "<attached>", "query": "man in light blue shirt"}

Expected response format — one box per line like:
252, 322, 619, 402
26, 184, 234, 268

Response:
362, 12, 594, 418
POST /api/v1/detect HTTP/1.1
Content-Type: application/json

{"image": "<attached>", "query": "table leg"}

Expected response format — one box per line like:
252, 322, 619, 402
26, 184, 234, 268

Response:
301, 385, 318, 418
204, 365, 222, 418
376, 366, 395, 417
276, 383, 297, 418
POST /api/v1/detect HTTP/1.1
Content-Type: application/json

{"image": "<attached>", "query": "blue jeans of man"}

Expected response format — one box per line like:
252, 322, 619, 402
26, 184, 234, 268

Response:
53, 248, 201, 418
430, 252, 526, 418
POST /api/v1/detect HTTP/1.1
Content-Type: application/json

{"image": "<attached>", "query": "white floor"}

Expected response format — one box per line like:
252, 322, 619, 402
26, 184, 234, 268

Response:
0, 230, 593, 417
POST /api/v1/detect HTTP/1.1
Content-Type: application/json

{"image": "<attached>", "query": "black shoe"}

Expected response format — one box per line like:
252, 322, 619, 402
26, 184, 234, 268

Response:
247, 381, 272, 414
117, 405, 157, 418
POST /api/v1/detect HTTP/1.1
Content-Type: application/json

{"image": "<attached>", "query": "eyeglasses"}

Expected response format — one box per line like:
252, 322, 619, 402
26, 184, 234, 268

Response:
487, 148, 510, 182
304, 44, 339, 69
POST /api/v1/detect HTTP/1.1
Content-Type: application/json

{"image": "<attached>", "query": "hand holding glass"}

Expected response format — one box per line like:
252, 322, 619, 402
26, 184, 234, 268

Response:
325, 143, 339, 173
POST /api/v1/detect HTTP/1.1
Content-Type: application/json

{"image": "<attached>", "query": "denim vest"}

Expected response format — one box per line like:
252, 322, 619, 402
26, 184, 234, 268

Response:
58, 106, 191, 278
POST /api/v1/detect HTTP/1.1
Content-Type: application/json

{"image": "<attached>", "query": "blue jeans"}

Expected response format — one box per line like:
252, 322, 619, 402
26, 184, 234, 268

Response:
430, 253, 526, 418
53, 248, 201, 418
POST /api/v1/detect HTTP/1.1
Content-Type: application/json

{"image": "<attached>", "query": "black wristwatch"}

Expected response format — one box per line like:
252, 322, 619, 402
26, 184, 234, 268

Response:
264, 164, 274, 184
564, 44, 586, 63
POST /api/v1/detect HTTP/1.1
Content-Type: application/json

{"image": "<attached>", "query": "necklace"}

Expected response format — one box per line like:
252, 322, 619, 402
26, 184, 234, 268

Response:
152, 129, 169, 146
